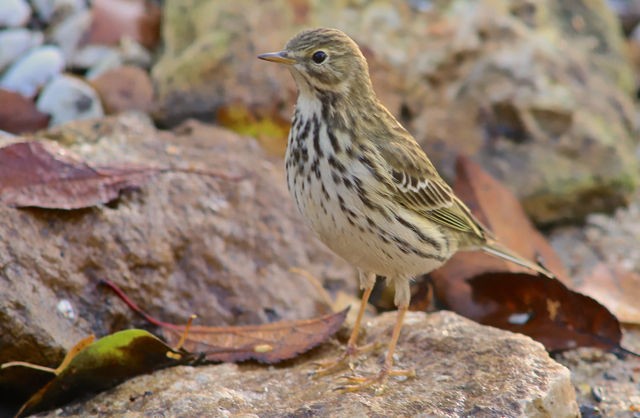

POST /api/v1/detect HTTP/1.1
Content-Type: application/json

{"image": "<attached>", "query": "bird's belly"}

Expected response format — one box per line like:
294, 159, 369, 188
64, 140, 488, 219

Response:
286, 156, 454, 278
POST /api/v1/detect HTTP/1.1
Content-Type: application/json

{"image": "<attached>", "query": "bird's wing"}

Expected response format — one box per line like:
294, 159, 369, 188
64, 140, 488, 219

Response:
375, 139, 486, 238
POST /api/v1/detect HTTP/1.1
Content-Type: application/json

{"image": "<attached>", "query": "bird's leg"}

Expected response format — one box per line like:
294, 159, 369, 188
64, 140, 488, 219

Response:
338, 304, 415, 394
312, 273, 379, 376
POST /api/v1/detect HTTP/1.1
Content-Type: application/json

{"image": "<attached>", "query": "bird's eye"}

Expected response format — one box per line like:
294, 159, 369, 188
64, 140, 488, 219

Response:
312, 51, 327, 64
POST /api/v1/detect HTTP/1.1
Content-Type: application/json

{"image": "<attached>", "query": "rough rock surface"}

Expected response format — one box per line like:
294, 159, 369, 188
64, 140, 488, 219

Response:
39, 311, 580, 418
152, 0, 638, 226
550, 194, 640, 416
0, 113, 356, 405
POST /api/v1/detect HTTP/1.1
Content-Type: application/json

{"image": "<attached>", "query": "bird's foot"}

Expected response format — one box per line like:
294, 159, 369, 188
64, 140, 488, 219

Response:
310, 339, 381, 377
335, 365, 415, 395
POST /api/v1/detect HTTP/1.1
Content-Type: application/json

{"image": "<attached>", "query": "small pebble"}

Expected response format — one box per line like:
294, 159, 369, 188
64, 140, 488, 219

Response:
31, 0, 87, 23
48, 10, 92, 62
0, 29, 44, 72
591, 386, 604, 403
0, 45, 65, 98
0, 0, 31, 28
57, 299, 75, 319
36, 74, 104, 126
578, 404, 602, 418
70, 44, 115, 69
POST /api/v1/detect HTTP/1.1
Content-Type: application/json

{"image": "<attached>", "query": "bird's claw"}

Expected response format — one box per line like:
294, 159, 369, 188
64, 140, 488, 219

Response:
334, 367, 416, 394
309, 339, 381, 377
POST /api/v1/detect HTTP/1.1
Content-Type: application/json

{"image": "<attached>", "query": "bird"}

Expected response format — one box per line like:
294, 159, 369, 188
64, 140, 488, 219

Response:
258, 27, 553, 393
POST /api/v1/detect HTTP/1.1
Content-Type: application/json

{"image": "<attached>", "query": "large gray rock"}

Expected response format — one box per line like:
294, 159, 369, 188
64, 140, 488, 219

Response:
152, 0, 639, 225
0, 114, 357, 400
40, 311, 580, 418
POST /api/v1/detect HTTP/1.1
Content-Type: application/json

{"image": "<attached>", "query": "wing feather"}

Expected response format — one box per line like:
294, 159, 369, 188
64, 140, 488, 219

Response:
375, 138, 484, 238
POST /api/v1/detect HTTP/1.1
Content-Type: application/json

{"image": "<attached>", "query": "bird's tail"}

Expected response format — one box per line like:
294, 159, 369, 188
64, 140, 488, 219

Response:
481, 240, 555, 279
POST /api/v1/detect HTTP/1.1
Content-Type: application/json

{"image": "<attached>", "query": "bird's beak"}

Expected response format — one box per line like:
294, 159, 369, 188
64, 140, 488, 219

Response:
258, 51, 296, 65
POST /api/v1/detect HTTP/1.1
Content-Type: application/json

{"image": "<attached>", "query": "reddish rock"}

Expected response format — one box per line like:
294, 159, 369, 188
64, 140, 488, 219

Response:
89, 0, 161, 49
91, 66, 154, 114
0, 89, 50, 134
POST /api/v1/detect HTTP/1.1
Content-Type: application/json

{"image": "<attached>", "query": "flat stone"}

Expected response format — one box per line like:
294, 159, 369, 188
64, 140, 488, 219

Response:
40, 311, 580, 418
0, 114, 357, 408
0, 45, 65, 98
36, 74, 104, 125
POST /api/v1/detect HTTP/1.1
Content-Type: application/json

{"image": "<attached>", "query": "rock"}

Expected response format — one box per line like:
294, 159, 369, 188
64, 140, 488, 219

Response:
0, 88, 50, 134
90, 66, 154, 114
36, 74, 104, 126
0, 45, 65, 98
38, 311, 580, 418
31, 0, 87, 24
48, 10, 93, 63
78, 39, 152, 74
0, 29, 44, 73
84, 48, 122, 78
69, 44, 115, 69
89, 0, 161, 49
153, 0, 639, 225
0, 0, 31, 28
0, 114, 357, 407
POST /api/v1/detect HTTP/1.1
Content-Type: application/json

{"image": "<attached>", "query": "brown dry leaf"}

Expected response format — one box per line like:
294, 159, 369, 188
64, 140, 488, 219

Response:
0, 89, 50, 134
576, 263, 640, 325
0, 141, 156, 209
101, 279, 349, 363
89, 0, 161, 49
437, 155, 569, 283
464, 272, 622, 351
420, 156, 625, 352
161, 309, 349, 363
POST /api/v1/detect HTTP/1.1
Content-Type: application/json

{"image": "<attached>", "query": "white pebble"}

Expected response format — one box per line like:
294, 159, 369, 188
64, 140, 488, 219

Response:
36, 74, 104, 126
48, 10, 92, 63
31, 0, 87, 23
0, 0, 31, 28
70, 44, 114, 69
57, 299, 75, 319
0, 45, 65, 98
0, 29, 44, 72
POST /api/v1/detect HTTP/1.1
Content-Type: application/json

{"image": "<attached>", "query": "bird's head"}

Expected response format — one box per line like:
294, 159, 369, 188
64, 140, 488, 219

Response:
258, 28, 371, 97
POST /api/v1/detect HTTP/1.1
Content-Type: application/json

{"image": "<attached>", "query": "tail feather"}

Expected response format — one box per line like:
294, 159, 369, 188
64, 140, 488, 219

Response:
481, 241, 555, 279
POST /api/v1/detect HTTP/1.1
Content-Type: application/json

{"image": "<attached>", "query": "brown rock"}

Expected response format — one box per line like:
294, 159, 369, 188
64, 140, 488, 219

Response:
152, 0, 638, 225
89, 0, 161, 49
38, 311, 580, 418
0, 88, 50, 134
91, 66, 154, 114
0, 113, 357, 405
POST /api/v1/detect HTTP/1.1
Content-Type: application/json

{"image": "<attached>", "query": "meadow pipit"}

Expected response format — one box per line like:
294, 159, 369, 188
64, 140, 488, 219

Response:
259, 28, 553, 393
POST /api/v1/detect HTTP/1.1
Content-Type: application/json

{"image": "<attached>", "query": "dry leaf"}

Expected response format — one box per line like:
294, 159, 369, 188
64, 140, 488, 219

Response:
101, 279, 348, 363
465, 272, 622, 351
576, 263, 640, 325
0, 141, 155, 209
161, 309, 349, 363
417, 156, 625, 352
436, 155, 569, 283
2, 331, 179, 418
